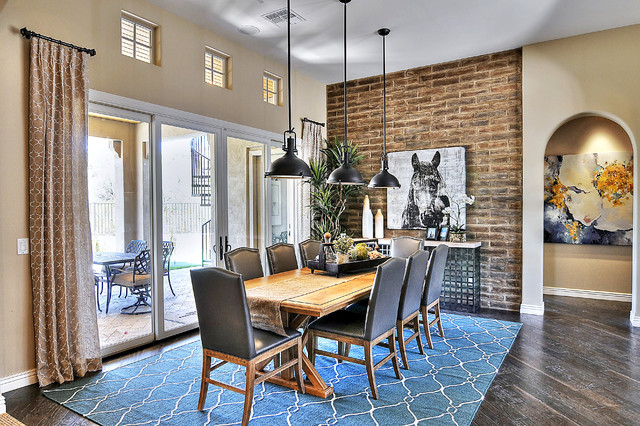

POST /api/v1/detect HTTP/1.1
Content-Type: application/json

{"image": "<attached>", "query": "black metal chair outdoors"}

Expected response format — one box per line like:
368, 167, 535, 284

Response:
110, 249, 152, 315
190, 267, 304, 426
224, 247, 264, 281
298, 239, 322, 267
162, 241, 175, 296
126, 239, 148, 255
307, 257, 406, 400
390, 236, 424, 258
421, 244, 449, 349
265, 243, 298, 275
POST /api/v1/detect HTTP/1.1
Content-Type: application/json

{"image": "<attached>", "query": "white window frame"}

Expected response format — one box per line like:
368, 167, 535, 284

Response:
121, 12, 156, 64
263, 72, 281, 106
204, 47, 229, 88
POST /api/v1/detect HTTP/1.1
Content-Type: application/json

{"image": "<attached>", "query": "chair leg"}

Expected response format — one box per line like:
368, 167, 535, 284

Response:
435, 300, 445, 338
421, 305, 433, 349
242, 362, 256, 426
197, 353, 211, 411
364, 341, 379, 400
343, 343, 351, 358
388, 332, 402, 379
414, 317, 425, 355
94, 278, 101, 312
337, 342, 346, 362
167, 271, 175, 296
396, 320, 409, 370
295, 339, 305, 394
308, 331, 316, 366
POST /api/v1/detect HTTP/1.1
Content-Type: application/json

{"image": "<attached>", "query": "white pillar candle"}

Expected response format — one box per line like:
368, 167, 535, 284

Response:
375, 209, 384, 239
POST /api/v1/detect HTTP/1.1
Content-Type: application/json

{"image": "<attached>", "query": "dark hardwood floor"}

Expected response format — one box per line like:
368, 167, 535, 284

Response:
6, 295, 640, 425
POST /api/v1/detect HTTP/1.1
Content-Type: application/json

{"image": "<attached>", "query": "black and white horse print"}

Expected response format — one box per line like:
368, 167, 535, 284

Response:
402, 152, 450, 228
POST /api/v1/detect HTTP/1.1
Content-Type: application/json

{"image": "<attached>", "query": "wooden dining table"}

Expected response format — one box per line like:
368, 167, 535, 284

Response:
244, 267, 377, 398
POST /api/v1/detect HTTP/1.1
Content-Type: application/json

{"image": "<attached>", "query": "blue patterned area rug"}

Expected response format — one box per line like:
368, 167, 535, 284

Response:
43, 314, 521, 425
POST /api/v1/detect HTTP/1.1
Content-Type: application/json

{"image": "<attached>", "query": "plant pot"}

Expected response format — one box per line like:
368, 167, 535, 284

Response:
336, 253, 350, 264
449, 231, 467, 243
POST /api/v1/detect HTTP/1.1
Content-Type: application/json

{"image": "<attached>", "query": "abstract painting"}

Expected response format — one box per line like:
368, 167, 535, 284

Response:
387, 147, 466, 229
544, 152, 633, 245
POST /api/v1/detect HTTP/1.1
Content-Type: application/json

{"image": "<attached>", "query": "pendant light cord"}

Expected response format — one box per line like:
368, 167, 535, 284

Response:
287, 0, 292, 135
343, 0, 348, 151
382, 33, 387, 158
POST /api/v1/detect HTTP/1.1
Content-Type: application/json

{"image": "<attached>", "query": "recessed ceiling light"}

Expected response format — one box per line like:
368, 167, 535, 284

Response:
238, 25, 260, 35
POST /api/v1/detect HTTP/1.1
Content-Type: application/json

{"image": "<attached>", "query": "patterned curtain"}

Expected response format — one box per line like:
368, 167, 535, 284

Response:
300, 120, 325, 239
28, 38, 102, 386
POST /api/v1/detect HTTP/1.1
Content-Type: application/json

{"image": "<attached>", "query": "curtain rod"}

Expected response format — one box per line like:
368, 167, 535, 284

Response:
302, 117, 325, 127
20, 27, 97, 57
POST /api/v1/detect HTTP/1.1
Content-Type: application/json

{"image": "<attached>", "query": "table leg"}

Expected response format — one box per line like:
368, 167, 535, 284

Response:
260, 313, 334, 398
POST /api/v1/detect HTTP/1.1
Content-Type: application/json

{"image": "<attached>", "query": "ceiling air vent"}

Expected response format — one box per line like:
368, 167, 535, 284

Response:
262, 8, 306, 27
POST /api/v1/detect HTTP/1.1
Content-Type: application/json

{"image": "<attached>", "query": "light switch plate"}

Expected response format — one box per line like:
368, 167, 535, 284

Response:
17, 238, 29, 255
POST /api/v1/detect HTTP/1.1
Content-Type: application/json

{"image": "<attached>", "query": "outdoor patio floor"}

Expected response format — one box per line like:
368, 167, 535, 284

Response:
96, 267, 198, 350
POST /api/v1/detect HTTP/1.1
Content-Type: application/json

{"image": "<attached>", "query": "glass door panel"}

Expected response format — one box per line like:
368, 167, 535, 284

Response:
269, 147, 294, 245
160, 124, 216, 334
226, 137, 266, 256
88, 108, 154, 355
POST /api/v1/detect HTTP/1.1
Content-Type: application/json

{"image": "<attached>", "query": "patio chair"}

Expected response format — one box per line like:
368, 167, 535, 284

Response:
117, 239, 149, 298
110, 249, 152, 315
298, 239, 321, 267
308, 257, 405, 400
190, 267, 304, 425
163, 241, 175, 296
265, 243, 298, 275
224, 247, 264, 281
421, 244, 449, 349
390, 236, 424, 258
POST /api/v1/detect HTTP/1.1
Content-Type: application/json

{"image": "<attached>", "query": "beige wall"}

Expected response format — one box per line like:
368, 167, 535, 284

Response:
522, 25, 640, 319
0, 0, 325, 379
543, 116, 633, 294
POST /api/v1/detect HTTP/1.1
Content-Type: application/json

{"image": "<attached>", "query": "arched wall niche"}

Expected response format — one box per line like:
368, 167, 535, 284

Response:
543, 115, 633, 296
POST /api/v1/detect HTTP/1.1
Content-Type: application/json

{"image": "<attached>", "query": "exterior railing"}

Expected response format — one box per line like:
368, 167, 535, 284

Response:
89, 202, 211, 235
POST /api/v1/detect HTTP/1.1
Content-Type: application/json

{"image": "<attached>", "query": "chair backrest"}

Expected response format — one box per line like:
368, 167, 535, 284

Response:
298, 239, 322, 266
190, 267, 256, 359
126, 239, 147, 254
397, 250, 430, 320
363, 257, 407, 340
422, 245, 449, 306
133, 249, 152, 276
266, 243, 298, 275
224, 247, 264, 281
162, 241, 174, 269
390, 236, 424, 258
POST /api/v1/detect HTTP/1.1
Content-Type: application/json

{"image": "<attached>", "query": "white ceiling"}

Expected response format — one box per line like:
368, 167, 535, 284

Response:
146, 0, 640, 84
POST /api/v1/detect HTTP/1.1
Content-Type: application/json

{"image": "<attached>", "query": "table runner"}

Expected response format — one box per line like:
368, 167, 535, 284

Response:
245, 271, 374, 336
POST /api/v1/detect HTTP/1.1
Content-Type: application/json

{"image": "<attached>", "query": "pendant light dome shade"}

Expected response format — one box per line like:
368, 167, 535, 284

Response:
264, 0, 311, 180
265, 134, 312, 179
327, 0, 365, 186
369, 27, 400, 188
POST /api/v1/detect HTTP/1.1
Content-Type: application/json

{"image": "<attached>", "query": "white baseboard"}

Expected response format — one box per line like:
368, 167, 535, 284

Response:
631, 313, 640, 328
0, 369, 37, 394
543, 286, 632, 302
520, 303, 545, 315
0, 392, 5, 414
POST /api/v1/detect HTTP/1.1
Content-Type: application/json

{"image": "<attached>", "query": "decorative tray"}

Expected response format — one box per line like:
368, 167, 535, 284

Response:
307, 242, 387, 277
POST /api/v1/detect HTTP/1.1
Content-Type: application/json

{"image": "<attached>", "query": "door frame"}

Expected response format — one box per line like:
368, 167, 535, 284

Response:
89, 90, 287, 344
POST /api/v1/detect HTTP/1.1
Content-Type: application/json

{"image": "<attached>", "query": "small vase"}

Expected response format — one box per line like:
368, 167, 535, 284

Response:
449, 231, 467, 243
336, 253, 349, 264
375, 209, 384, 239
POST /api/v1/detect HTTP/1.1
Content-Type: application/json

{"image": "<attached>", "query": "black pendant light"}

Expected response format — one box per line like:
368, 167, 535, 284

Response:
265, 0, 312, 180
369, 28, 400, 188
327, 0, 365, 186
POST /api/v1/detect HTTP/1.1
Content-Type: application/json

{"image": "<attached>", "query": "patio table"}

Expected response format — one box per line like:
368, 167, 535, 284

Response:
93, 251, 137, 313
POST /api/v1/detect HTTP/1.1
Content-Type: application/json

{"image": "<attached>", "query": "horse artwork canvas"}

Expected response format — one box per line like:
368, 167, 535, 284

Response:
387, 147, 466, 230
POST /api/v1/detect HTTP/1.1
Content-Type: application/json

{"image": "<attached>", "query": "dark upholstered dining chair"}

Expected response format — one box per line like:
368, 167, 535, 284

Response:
265, 243, 298, 275
162, 241, 175, 296
224, 247, 264, 281
396, 250, 430, 369
298, 239, 322, 267
307, 257, 406, 400
421, 244, 449, 349
390, 236, 424, 258
190, 267, 304, 426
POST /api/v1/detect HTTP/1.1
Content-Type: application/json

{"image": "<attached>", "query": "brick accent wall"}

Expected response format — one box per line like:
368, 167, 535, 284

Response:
326, 49, 523, 310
